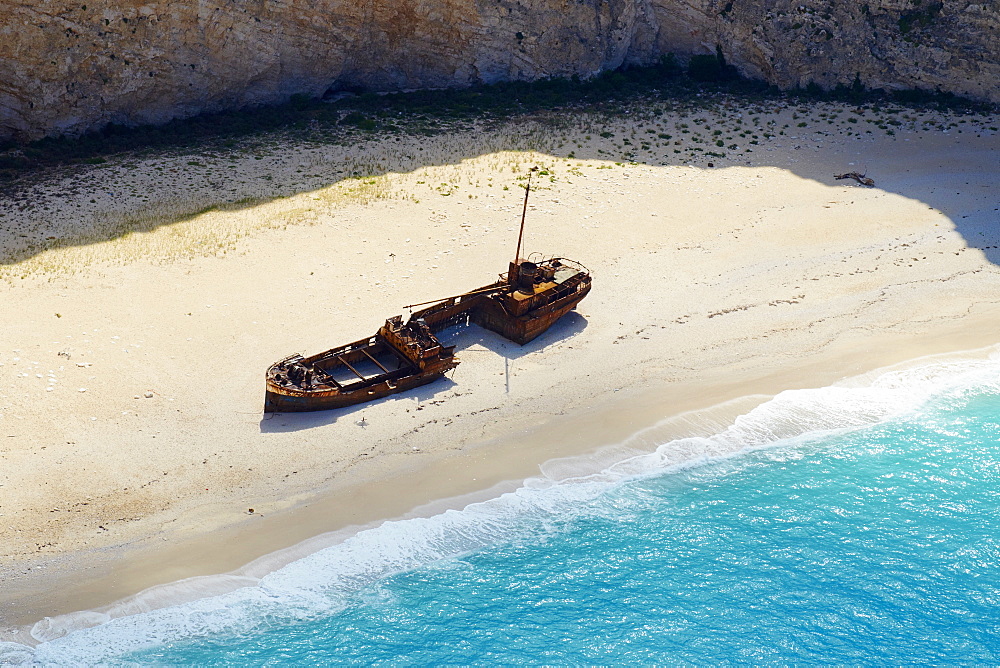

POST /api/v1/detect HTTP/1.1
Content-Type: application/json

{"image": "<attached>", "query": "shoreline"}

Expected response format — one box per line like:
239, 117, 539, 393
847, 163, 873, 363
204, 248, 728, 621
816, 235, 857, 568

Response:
1, 98, 998, 641
6, 321, 1000, 642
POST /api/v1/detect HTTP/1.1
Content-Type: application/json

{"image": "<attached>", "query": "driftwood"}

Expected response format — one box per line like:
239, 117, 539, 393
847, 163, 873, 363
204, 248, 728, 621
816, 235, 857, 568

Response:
834, 171, 875, 187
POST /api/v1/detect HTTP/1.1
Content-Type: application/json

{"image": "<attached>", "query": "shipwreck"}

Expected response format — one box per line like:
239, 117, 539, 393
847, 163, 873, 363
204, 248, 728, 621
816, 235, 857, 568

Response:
264, 169, 592, 413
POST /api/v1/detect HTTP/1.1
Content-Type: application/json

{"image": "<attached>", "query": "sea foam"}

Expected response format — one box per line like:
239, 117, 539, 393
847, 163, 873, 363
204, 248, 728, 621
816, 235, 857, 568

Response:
6, 346, 999, 665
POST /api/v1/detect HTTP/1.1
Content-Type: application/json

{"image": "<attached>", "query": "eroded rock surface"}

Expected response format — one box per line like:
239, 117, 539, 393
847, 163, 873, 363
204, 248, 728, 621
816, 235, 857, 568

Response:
1, 0, 996, 140
662, 0, 1000, 101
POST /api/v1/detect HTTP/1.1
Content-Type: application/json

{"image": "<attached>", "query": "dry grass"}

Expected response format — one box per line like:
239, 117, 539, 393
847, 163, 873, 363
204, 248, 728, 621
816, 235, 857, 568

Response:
0, 122, 570, 281
3, 100, 995, 282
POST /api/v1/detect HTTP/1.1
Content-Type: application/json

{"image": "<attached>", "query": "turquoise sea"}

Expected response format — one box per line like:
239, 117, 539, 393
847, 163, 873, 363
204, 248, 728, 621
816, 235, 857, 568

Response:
4, 352, 999, 665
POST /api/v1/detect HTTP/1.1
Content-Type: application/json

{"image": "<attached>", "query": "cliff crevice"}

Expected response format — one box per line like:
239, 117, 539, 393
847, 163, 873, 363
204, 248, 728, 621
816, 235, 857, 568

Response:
0, 0, 996, 141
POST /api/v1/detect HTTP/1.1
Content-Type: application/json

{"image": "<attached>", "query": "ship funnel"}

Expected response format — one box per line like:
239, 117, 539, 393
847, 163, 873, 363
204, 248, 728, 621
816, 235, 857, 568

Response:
517, 261, 538, 292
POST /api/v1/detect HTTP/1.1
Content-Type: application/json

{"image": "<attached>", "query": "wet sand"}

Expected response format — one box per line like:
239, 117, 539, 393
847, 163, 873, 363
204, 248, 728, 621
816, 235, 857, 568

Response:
1, 97, 998, 640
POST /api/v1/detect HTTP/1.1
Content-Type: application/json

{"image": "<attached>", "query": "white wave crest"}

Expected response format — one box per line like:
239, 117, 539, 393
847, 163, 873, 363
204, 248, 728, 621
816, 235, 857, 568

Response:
11, 348, 999, 665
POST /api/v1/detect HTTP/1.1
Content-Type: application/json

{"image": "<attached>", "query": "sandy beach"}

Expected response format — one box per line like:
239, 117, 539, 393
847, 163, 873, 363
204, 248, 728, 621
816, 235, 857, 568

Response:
1, 96, 998, 641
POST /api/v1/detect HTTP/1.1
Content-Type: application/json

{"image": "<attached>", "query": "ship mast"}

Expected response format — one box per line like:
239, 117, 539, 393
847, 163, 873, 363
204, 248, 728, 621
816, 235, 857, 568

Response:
513, 166, 538, 264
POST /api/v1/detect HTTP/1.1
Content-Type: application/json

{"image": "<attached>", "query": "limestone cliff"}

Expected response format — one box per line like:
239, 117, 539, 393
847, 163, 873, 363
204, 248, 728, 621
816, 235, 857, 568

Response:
0, 0, 996, 141
654, 0, 1000, 101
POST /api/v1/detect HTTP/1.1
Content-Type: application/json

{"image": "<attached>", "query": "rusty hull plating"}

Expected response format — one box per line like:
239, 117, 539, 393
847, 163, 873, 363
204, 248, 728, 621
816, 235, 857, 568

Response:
264, 257, 591, 413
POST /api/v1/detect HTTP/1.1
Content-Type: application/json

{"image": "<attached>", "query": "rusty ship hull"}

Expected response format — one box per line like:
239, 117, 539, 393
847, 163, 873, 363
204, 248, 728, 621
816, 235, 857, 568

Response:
473, 259, 591, 345
264, 258, 591, 413
264, 347, 456, 413
264, 287, 481, 413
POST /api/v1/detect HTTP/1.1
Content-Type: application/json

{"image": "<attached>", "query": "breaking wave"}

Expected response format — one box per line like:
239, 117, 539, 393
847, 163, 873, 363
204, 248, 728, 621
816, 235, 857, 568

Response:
4, 346, 999, 665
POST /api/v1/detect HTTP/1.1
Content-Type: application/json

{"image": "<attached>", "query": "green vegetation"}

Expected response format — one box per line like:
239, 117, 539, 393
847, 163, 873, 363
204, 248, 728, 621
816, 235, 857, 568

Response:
898, 1, 943, 34
0, 49, 992, 187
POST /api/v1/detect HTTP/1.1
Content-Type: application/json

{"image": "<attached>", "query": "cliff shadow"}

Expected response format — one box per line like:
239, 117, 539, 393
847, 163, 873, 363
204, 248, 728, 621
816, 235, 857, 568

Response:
755, 128, 1000, 265
2, 93, 996, 272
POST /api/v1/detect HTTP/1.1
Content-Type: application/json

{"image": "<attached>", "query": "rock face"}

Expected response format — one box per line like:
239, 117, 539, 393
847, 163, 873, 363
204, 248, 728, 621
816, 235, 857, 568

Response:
656, 0, 1000, 101
1, 0, 996, 141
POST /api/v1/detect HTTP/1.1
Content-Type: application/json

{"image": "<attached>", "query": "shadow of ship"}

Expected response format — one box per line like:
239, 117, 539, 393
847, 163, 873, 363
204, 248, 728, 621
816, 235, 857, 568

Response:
263, 257, 592, 414
256, 311, 590, 432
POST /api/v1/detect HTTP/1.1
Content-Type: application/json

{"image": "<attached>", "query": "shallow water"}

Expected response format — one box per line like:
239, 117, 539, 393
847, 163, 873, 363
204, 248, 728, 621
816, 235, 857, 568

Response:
9, 353, 1000, 665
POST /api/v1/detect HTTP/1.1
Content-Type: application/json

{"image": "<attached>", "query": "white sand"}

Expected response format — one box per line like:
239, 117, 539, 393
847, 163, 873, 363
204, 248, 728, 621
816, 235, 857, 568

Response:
1, 97, 998, 632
